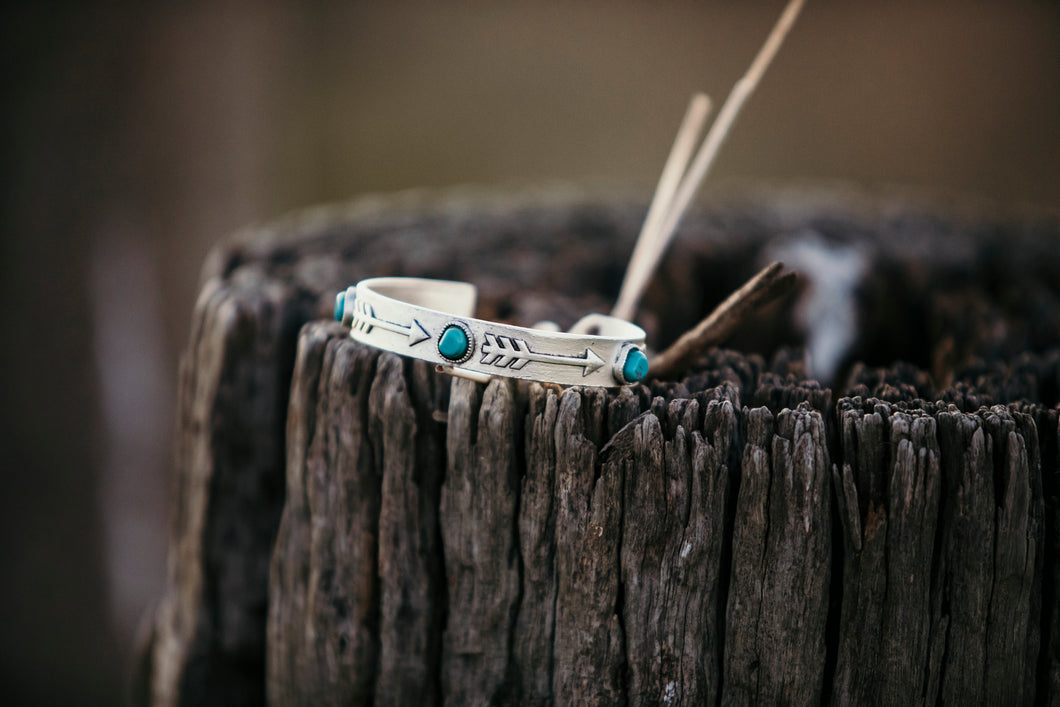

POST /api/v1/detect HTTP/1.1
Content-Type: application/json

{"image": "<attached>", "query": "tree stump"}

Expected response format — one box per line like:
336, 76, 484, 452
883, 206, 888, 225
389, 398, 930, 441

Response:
142, 186, 1060, 706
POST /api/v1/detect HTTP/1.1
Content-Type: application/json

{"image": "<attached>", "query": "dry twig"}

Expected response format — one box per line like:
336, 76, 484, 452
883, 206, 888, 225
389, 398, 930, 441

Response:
648, 261, 798, 378
612, 0, 806, 321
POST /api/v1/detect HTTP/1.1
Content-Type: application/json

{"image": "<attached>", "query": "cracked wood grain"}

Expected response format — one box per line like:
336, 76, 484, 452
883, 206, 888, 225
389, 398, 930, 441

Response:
615, 397, 735, 706
551, 389, 626, 706
511, 383, 561, 704
370, 353, 446, 707
440, 377, 522, 705
831, 403, 942, 707
267, 324, 382, 704
722, 404, 832, 706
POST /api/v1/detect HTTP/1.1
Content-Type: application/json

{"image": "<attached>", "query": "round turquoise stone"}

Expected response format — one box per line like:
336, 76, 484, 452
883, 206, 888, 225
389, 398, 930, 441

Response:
622, 348, 649, 383
334, 291, 345, 321
438, 325, 470, 361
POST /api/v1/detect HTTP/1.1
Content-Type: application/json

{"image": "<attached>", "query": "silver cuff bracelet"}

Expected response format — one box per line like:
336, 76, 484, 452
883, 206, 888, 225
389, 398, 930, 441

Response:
334, 277, 648, 387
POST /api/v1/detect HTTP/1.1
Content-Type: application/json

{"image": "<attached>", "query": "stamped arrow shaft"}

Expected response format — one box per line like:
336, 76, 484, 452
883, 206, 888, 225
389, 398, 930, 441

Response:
523, 349, 590, 367
480, 333, 603, 376
354, 302, 431, 345
371, 317, 411, 336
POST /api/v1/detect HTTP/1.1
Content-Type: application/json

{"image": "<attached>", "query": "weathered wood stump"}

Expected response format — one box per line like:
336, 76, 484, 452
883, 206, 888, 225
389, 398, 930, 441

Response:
143, 186, 1060, 705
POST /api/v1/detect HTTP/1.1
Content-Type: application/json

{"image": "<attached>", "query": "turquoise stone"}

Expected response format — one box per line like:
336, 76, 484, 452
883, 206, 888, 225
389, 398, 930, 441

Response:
622, 348, 649, 383
334, 291, 345, 321
438, 325, 470, 360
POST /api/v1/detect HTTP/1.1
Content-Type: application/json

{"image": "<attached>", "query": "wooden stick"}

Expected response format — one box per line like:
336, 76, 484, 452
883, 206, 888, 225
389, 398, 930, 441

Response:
648, 261, 799, 378
654, 0, 805, 244
612, 94, 712, 321
612, 0, 806, 321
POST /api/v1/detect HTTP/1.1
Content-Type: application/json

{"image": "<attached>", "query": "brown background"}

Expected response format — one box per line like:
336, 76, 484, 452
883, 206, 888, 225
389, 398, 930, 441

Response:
2, 1, 1058, 703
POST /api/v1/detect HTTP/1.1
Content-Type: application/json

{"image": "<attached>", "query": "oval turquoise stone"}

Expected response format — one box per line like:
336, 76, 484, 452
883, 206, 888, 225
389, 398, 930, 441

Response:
334, 291, 345, 321
622, 348, 649, 383
438, 325, 470, 360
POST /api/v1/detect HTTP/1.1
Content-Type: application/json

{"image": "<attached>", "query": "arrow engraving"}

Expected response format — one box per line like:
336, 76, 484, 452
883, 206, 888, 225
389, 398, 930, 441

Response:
480, 332, 605, 377
352, 300, 431, 346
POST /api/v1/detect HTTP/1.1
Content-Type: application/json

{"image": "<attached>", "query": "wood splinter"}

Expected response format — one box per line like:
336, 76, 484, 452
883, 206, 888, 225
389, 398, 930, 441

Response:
649, 260, 799, 379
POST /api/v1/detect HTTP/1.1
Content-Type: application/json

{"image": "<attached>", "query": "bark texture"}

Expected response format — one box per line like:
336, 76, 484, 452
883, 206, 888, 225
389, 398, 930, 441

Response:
144, 187, 1060, 705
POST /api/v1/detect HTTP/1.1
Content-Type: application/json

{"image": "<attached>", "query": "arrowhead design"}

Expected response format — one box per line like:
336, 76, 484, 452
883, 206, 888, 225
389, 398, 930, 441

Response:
409, 319, 431, 346
580, 348, 605, 376
352, 302, 431, 346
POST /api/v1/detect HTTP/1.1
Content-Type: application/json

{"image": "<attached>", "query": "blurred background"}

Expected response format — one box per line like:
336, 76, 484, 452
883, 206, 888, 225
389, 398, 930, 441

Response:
1, 1, 1058, 703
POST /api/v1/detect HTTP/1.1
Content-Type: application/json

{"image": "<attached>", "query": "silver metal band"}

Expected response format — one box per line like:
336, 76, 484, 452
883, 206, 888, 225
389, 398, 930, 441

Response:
335, 277, 648, 387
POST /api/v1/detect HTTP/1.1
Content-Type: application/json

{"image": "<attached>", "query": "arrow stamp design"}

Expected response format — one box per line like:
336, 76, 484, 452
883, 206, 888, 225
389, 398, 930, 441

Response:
352, 299, 431, 346
480, 332, 605, 377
